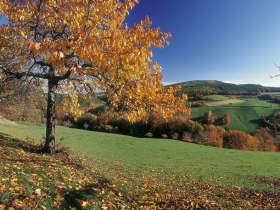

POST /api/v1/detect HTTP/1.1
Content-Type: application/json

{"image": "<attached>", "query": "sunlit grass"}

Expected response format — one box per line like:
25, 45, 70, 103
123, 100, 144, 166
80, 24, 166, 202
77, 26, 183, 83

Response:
1, 122, 280, 190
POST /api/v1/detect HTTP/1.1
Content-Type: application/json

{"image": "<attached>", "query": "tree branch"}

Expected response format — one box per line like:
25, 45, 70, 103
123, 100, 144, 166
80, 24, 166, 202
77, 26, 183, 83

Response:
0, 65, 49, 80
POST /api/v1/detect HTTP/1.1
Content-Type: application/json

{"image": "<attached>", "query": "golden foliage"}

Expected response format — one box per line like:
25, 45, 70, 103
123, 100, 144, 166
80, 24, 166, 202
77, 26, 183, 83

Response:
0, 0, 189, 121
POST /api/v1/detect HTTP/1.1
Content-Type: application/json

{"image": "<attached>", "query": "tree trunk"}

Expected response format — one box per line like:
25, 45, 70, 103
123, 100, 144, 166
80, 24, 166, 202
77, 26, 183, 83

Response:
43, 80, 57, 153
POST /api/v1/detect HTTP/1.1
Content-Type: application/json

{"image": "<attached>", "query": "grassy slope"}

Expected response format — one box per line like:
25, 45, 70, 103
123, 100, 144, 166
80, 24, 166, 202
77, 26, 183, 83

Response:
191, 97, 279, 133
1, 122, 280, 191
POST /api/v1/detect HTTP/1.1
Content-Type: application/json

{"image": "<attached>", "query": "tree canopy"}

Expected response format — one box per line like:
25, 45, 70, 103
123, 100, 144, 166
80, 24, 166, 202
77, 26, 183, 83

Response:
0, 0, 189, 152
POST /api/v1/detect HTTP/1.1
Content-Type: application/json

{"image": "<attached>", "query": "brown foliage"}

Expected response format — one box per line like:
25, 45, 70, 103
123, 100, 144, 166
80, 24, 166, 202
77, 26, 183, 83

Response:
194, 125, 225, 147
223, 130, 258, 151
152, 116, 204, 138
182, 132, 193, 142
254, 128, 278, 152
222, 113, 231, 125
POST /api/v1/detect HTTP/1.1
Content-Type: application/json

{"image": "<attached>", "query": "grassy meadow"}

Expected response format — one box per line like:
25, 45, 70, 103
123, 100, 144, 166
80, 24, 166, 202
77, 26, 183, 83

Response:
191, 96, 279, 133
1, 121, 280, 190
1, 94, 280, 208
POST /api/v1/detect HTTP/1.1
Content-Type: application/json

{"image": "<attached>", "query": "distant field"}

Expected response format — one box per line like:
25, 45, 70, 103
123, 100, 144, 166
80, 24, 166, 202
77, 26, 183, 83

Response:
206, 99, 244, 106
191, 97, 279, 133
1, 121, 280, 192
261, 92, 280, 95
206, 95, 229, 101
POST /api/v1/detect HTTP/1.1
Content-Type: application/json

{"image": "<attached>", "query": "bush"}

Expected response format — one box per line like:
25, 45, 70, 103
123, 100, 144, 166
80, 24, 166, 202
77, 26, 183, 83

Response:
254, 128, 278, 152
102, 124, 114, 132
152, 117, 204, 138
130, 121, 151, 137
96, 112, 118, 126
221, 113, 231, 125
171, 133, 179, 140
181, 132, 193, 142
145, 132, 153, 138
192, 101, 206, 107
204, 111, 218, 125
76, 113, 96, 129
83, 123, 89, 130
62, 120, 73, 128
223, 130, 258, 151
161, 134, 168, 139
193, 125, 224, 147
116, 119, 131, 134
195, 110, 219, 125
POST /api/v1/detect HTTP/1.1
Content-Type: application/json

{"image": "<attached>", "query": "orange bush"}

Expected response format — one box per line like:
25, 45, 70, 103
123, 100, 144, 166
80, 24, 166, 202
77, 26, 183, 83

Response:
222, 113, 231, 125
152, 116, 204, 138
194, 125, 224, 147
223, 130, 258, 151
254, 128, 278, 152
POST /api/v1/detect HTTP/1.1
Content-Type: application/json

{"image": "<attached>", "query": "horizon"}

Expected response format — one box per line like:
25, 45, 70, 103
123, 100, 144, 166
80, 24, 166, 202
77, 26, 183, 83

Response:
162, 79, 280, 87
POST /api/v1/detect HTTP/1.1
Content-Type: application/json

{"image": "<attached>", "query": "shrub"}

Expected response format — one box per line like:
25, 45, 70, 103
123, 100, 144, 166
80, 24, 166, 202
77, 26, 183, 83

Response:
161, 134, 168, 139
196, 110, 219, 125
145, 132, 153, 138
113, 126, 119, 133
102, 124, 114, 133
221, 113, 231, 125
76, 113, 96, 129
192, 101, 206, 107
204, 111, 218, 125
223, 130, 258, 151
193, 125, 224, 147
181, 132, 193, 142
263, 110, 280, 130
62, 120, 73, 128
254, 128, 278, 152
130, 121, 151, 137
116, 119, 131, 134
96, 112, 118, 126
83, 123, 89, 130
171, 133, 179, 140
152, 117, 203, 138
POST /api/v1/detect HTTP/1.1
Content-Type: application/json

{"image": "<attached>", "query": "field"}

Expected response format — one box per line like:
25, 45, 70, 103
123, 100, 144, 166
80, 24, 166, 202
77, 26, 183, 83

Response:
191, 96, 279, 133
1, 121, 280, 208
1, 122, 280, 188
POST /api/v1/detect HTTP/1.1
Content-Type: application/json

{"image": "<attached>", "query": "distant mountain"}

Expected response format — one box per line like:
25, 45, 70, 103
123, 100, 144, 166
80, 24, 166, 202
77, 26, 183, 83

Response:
166, 80, 280, 97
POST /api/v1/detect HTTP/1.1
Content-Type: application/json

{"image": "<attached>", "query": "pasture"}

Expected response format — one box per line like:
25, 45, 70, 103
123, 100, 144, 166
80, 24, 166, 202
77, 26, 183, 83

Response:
191, 96, 279, 133
1, 121, 280, 190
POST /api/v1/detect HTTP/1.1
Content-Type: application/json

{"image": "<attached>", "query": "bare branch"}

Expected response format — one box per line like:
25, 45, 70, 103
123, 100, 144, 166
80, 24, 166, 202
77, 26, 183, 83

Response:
0, 65, 49, 80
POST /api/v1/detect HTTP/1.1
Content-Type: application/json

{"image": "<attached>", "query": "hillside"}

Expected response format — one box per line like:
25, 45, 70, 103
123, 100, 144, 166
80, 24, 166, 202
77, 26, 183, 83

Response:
167, 80, 280, 97
1, 121, 280, 208
190, 97, 279, 133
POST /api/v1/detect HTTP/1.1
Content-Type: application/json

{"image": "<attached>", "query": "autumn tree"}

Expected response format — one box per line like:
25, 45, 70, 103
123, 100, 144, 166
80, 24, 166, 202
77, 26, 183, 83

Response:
0, 0, 189, 153
222, 113, 231, 125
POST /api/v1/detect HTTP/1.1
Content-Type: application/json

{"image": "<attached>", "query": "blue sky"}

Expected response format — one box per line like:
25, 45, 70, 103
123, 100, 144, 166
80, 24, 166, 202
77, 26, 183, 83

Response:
2, 1, 280, 86
126, 0, 280, 86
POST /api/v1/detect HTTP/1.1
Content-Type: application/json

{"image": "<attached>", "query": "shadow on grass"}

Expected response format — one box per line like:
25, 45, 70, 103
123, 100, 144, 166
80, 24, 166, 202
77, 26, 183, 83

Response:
61, 177, 128, 209
249, 118, 265, 126
0, 132, 40, 153
0, 132, 85, 169
62, 183, 99, 209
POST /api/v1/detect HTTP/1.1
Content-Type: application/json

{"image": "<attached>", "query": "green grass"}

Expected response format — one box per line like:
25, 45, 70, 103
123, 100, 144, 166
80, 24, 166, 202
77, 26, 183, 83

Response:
191, 97, 279, 133
206, 95, 229, 101
1, 122, 280, 191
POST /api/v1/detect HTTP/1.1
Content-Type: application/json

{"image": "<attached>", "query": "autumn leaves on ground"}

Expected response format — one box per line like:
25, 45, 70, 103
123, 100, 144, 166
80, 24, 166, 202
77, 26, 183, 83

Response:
1, 121, 280, 209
